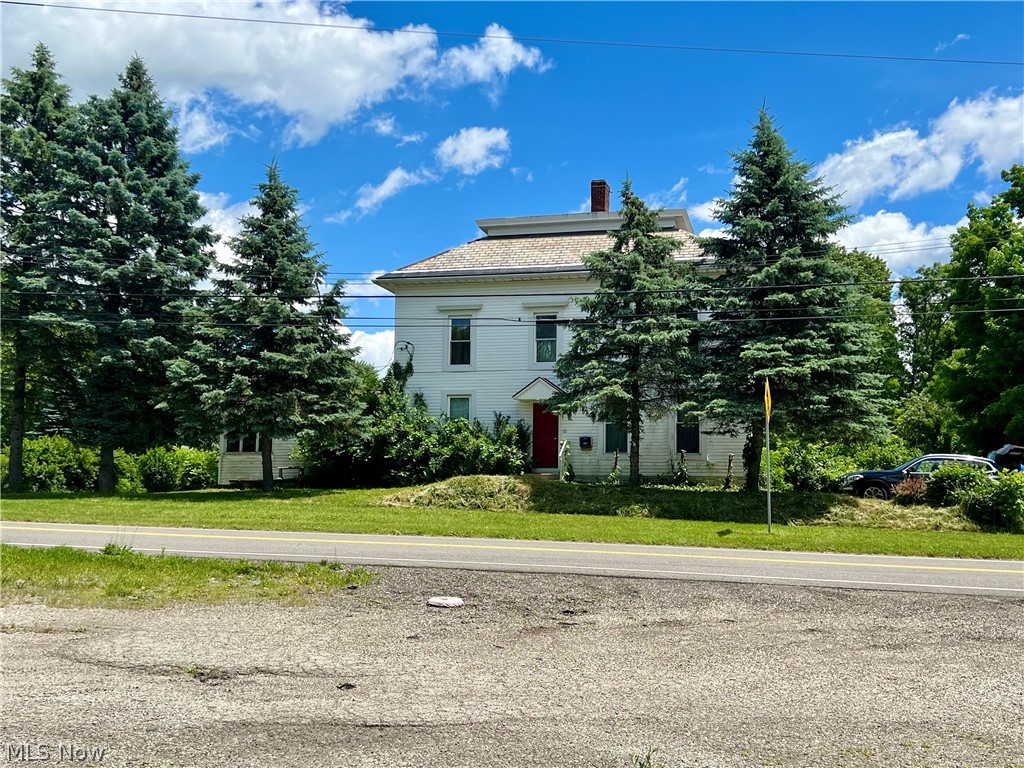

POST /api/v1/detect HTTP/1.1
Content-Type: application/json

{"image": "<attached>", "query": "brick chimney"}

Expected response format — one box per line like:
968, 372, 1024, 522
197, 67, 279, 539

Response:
590, 179, 611, 213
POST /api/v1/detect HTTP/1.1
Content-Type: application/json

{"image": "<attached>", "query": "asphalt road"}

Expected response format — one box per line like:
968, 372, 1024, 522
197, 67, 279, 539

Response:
3, 521, 1022, 596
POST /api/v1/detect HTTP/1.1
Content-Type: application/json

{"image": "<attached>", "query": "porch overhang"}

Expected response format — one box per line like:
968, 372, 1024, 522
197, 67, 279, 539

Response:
512, 377, 565, 402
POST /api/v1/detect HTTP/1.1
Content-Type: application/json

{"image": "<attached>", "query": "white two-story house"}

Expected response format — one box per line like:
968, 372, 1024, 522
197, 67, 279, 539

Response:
374, 180, 745, 482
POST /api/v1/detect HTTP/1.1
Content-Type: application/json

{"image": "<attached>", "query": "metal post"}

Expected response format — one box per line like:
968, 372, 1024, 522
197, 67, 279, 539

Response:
766, 417, 772, 534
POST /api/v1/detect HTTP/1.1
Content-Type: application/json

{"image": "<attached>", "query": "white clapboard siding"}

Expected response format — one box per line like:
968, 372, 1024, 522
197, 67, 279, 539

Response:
218, 437, 300, 486
393, 274, 747, 482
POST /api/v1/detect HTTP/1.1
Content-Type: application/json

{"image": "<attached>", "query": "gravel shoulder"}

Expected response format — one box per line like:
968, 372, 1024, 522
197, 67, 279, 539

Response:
2, 567, 1022, 768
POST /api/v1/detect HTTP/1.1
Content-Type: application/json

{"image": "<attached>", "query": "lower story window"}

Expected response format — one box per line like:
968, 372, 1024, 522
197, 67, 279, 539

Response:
226, 432, 259, 453
605, 422, 628, 453
448, 396, 470, 421
676, 413, 700, 454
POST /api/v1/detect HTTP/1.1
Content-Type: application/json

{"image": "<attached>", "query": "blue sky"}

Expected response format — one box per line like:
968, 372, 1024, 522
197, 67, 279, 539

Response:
3, 1, 1022, 370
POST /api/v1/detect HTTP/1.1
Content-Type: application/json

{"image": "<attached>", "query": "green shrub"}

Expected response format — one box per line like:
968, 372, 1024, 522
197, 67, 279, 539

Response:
892, 476, 927, 506
851, 436, 917, 471
300, 382, 530, 488
925, 463, 991, 506
137, 447, 183, 493
959, 471, 1024, 531
114, 450, 145, 494
1, 436, 99, 492
174, 448, 218, 490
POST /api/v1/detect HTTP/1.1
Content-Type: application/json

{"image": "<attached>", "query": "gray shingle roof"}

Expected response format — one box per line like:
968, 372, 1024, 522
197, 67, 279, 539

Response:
381, 229, 705, 279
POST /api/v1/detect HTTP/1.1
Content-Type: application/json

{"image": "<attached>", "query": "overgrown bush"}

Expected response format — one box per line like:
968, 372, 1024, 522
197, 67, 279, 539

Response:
892, 476, 928, 505
175, 448, 219, 490
925, 463, 992, 506
959, 471, 1024, 532
1, 438, 215, 493
136, 446, 218, 492
0, 436, 98, 491
300, 382, 531, 488
137, 447, 182, 492
764, 436, 919, 493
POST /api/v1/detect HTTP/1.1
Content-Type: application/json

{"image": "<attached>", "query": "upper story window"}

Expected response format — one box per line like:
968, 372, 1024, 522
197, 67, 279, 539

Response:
450, 318, 471, 365
226, 432, 259, 453
535, 314, 557, 364
676, 412, 700, 454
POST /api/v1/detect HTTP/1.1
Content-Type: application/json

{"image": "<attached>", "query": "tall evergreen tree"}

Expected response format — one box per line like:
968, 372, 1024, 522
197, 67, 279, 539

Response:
550, 180, 701, 485
59, 56, 215, 490
928, 165, 1024, 449
167, 164, 363, 491
1, 44, 92, 490
697, 110, 887, 490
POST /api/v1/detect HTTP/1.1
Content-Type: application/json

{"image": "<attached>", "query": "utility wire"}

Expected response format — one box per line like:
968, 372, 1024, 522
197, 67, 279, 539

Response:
5, 272, 1021, 301
2, 0, 1020, 67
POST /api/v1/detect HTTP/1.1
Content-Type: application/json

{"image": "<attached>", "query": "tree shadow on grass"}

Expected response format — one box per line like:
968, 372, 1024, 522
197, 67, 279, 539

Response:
1, 488, 345, 504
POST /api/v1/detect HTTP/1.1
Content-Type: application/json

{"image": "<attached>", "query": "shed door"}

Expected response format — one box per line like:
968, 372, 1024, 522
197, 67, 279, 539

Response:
532, 403, 559, 469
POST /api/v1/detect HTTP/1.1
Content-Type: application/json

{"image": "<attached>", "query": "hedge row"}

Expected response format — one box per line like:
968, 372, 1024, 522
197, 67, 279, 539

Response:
1, 437, 218, 493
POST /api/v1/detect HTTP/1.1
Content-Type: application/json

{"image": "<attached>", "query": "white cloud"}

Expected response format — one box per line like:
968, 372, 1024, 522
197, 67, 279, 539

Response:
511, 167, 534, 182
819, 92, 1024, 209
435, 127, 510, 175
367, 112, 425, 146
1, 2, 547, 148
689, 199, 722, 224
435, 23, 550, 101
696, 227, 728, 239
834, 210, 967, 275
935, 33, 970, 53
646, 177, 688, 210
175, 97, 233, 153
345, 328, 395, 371
328, 166, 432, 222
198, 191, 254, 268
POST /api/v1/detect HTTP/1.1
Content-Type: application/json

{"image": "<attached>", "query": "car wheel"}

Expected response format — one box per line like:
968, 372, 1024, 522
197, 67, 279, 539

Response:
860, 482, 891, 500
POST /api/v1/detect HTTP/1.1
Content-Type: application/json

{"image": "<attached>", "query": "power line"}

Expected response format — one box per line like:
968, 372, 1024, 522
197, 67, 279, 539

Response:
2, 0, 1021, 67
5, 271, 1021, 302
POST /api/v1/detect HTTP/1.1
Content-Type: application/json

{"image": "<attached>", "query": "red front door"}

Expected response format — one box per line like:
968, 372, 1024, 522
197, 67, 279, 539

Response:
532, 403, 559, 469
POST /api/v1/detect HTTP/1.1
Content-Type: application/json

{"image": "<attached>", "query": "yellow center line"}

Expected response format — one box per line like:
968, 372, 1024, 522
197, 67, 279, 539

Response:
3, 524, 1022, 574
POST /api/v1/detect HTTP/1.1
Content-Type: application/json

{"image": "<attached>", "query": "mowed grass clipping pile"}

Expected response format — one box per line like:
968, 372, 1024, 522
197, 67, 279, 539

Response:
0, 544, 375, 609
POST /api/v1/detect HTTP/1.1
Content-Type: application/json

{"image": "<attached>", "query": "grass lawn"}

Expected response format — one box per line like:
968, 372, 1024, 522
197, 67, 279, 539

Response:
0, 544, 374, 609
2, 476, 1021, 560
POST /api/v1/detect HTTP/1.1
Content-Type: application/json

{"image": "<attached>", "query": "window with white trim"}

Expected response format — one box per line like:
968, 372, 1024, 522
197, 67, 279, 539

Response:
535, 314, 557, 364
448, 396, 471, 421
676, 413, 700, 454
449, 318, 471, 365
605, 423, 628, 453
225, 432, 259, 453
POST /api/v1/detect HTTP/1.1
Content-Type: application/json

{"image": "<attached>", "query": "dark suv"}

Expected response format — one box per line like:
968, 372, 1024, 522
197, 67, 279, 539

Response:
841, 453, 1000, 500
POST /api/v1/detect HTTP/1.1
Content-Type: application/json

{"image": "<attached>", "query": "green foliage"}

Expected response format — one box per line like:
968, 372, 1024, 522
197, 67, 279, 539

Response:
113, 450, 145, 495
768, 441, 856, 492
551, 180, 701, 485
696, 110, 888, 490
958, 471, 1024, 532
0, 438, 214, 493
0, 436, 97, 492
1, 44, 94, 491
892, 477, 928, 506
922, 166, 1024, 451
300, 381, 530, 487
849, 436, 918, 471
925, 463, 992, 507
167, 163, 361, 491
54, 56, 215, 489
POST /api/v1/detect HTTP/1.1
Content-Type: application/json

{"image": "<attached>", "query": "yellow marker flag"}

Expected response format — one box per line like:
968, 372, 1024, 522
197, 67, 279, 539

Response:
764, 378, 772, 424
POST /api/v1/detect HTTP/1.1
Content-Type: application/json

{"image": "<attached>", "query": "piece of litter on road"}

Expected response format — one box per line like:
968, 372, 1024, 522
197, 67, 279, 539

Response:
427, 596, 465, 608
